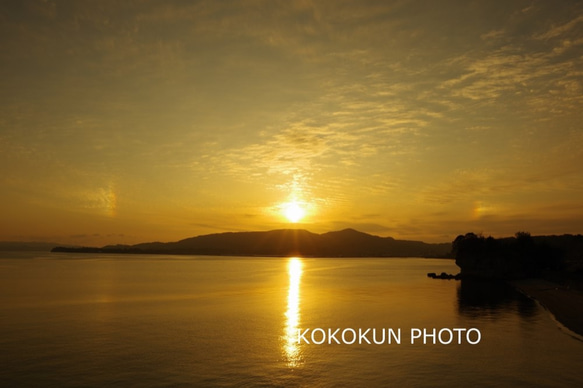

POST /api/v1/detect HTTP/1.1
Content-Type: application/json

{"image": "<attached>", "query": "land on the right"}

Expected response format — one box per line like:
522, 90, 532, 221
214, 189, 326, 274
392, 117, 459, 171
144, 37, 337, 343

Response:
453, 232, 583, 336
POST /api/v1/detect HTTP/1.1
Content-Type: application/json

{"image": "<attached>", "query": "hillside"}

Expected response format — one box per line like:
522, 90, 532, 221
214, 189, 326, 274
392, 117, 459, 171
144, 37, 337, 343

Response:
52, 228, 452, 258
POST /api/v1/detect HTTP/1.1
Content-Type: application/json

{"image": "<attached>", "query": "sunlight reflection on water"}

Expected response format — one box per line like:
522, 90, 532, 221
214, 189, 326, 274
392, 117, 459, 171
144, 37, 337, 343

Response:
2, 254, 583, 387
283, 257, 303, 368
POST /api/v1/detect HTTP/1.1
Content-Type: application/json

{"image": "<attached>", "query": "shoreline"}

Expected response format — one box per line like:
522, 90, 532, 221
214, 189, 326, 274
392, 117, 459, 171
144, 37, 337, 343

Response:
511, 278, 583, 339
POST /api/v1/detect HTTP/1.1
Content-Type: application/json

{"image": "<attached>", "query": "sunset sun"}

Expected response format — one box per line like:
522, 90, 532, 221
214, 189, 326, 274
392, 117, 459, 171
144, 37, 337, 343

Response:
282, 201, 306, 223
3, 1, 583, 386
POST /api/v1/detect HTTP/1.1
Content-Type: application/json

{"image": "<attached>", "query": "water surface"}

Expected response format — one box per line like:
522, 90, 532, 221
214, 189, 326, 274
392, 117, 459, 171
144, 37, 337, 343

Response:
1, 252, 581, 387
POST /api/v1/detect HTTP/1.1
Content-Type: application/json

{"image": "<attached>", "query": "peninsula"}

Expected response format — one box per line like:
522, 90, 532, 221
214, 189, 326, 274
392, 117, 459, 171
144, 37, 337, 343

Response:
453, 232, 583, 336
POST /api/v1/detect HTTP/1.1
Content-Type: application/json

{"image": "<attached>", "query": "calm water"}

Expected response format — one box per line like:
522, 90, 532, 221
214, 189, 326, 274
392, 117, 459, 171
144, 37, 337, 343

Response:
1, 252, 582, 387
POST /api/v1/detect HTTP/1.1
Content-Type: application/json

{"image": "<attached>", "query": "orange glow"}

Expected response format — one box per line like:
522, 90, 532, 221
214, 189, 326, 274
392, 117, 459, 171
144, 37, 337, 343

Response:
282, 201, 306, 223
283, 257, 303, 367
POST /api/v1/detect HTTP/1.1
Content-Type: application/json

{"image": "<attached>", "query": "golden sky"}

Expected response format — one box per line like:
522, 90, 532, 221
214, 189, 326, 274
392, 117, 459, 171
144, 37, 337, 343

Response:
1, 1, 583, 245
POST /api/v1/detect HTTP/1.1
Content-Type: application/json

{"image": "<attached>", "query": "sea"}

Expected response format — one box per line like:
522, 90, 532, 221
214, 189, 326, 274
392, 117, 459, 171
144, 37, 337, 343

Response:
1, 252, 582, 387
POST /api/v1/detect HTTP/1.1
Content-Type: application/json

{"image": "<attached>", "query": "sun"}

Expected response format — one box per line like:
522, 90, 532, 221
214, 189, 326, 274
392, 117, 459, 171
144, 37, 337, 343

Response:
283, 201, 306, 223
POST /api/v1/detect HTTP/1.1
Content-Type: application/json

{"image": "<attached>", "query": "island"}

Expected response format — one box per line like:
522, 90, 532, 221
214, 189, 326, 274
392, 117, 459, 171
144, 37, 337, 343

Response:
52, 228, 452, 258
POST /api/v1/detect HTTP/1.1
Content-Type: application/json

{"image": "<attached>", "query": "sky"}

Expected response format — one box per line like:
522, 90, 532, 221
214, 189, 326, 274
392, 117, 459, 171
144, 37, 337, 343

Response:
1, 0, 583, 245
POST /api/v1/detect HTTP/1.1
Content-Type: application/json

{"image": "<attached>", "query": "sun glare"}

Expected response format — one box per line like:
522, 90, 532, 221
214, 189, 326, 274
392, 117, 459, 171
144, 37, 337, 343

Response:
283, 201, 306, 223
284, 257, 303, 367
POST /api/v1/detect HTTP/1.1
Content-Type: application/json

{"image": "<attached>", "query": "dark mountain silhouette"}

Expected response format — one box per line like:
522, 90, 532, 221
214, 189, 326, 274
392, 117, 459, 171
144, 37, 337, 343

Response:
0, 241, 65, 251
52, 228, 452, 258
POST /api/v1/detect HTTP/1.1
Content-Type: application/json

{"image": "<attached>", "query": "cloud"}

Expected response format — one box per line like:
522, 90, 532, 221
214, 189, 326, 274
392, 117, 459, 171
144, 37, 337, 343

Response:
481, 29, 505, 41
419, 147, 583, 209
535, 14, 583, 40
2, 1, 583, 243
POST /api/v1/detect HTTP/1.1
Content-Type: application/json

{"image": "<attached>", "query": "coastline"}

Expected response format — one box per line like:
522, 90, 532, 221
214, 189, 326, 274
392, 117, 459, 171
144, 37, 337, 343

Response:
511, 278, 583, 339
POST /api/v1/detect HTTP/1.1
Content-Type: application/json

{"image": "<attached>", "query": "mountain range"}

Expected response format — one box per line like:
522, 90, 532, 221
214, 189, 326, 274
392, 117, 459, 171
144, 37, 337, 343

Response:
52, 228, 452, 258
